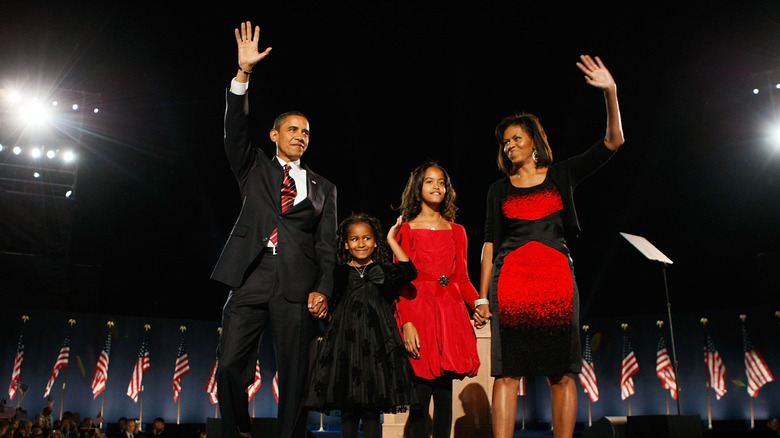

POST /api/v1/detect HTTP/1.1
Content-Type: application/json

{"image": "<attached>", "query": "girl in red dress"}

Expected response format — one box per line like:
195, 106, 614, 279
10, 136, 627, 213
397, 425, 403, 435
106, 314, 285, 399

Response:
394, 162, 480, 438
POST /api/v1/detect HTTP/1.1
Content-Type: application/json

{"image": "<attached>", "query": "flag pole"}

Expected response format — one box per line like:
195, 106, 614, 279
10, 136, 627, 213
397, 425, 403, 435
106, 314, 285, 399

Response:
587, 397, 592, 427
176, 325, 187, 425
59, 319, 76, 421
705, 381, 712, 429
16, 315, 30, 409
621, 323, 632, 417
139, 385, 145, 428
99, 321, 114, 429
741, 314, 756, 430
139, 324, 150, 430
701, 318, 712, 429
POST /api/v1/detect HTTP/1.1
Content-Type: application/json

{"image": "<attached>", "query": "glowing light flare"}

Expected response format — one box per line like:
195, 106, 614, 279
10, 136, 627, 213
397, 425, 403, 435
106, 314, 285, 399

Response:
18, 99, 52, 126
767, 123, 780, 150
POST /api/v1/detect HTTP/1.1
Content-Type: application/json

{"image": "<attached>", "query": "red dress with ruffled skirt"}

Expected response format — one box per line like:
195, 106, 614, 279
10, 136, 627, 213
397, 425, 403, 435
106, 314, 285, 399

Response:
394, 222, 480, 380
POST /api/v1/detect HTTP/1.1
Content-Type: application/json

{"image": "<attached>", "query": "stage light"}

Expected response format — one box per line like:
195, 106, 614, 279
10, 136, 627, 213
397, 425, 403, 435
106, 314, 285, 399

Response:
753, 88, 760, 95
13, 146, 22, 155
65, 190, 72, 198
46, 150, 56, 159
62, 150, 75, 162
768, 124, 780, 150
19, 100, 51, 126
33, 172, 40, 178
30, 148, 42, 158
71, 104, 79, 111
0, 144, 4, 152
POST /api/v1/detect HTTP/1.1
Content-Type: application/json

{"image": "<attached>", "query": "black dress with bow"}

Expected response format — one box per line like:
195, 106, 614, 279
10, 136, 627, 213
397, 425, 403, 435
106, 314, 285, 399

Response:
304, 261, 419, 413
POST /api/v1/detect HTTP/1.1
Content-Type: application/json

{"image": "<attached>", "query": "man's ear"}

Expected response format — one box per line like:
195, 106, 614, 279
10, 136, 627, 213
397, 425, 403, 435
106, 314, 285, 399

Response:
269, 129, 278, 142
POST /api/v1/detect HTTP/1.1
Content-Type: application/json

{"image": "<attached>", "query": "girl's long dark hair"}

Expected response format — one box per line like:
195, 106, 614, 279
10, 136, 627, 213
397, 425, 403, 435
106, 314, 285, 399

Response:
398, 162, 458, 223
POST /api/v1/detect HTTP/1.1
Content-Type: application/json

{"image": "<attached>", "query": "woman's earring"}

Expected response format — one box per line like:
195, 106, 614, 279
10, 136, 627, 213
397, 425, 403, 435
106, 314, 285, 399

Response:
532, 149, 538, 163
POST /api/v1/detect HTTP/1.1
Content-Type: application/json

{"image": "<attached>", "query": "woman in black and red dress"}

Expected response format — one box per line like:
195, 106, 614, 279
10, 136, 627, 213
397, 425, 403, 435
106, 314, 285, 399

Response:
473, 54, 625, 438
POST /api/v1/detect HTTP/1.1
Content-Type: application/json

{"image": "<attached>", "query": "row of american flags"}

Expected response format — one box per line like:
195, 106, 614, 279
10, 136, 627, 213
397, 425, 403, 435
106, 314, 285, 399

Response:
7, 319, 278, 407
571, 316, 774, 405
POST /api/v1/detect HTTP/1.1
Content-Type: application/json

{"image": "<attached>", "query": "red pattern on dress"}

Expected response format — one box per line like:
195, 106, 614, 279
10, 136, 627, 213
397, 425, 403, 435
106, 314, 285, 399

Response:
501, 188, 563, 220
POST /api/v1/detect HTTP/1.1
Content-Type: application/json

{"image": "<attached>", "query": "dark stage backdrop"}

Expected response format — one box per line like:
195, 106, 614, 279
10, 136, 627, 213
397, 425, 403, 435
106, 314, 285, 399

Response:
1, 305, 778, 429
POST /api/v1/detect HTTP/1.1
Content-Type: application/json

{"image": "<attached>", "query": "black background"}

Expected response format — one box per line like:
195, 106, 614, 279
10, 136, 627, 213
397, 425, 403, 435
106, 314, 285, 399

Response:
2, 1, 779, 322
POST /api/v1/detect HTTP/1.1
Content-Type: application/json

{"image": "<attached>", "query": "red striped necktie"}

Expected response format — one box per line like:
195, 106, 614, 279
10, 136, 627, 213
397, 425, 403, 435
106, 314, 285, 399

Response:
270, 164, 297, 247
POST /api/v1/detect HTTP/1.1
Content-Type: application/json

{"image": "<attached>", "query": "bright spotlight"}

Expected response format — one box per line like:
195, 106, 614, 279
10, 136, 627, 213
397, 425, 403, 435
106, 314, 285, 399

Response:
33, 172, 40, 178
71, 104, 79, 110
19, 100, 51, 126
65, 190, 72, 198
62, 150, 75, 162
46, 150, 56, 159
93, 107, 99, 114
768, 124, 780, 150
13, 146, 22, 155
0, 144, 4, 152
30, 148, 42, 158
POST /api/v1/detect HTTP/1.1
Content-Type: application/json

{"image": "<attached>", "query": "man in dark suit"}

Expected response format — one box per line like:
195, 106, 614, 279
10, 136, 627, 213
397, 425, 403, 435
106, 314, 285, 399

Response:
212, 20, 337, 438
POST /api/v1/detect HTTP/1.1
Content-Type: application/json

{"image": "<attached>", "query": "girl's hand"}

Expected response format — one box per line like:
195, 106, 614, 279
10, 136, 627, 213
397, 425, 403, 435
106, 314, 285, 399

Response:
387, 215, 403, 242
402, 322, 421, 359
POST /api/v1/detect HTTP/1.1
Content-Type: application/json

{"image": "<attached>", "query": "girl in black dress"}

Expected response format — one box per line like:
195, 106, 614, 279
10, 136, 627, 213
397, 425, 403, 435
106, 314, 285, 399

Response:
305, 213, 418, 438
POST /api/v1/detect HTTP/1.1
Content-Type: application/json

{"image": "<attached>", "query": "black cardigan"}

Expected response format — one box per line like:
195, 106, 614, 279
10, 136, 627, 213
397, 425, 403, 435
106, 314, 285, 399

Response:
484, 139, 616, 260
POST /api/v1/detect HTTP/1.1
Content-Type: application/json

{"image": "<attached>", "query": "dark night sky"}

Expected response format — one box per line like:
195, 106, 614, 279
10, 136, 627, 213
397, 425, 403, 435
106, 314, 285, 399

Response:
2, 1, 779, 322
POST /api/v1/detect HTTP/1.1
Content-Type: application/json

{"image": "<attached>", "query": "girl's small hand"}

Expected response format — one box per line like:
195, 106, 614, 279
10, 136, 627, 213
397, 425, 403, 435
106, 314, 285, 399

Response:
387, 215, 403, 242
402, 322, 421, 360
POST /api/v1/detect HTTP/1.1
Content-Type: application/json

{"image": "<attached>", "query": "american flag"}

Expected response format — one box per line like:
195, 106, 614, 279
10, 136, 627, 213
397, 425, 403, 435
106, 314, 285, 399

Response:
517, 376, 526, 396
742, 321, 774, 397
127, 331, 151, 402
7, 331, 24, 400
704, 333, 727, 399
620, 330, 639, 400
656, 333, 677, 399
172, 333, 190, 402
43, 333, 71, 398
205, 358, 218, 404
91, 330, 112, 399
247, 360, 262, 401
579, 332, 599, 402
273, 371, 279, 403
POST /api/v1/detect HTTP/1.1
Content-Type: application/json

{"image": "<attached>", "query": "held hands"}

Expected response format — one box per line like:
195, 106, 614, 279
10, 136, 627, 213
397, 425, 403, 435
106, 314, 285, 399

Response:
576, 55, 615, 90
473, 303, 491, 329
308, 292, 328, 319
235, 21, 272, 73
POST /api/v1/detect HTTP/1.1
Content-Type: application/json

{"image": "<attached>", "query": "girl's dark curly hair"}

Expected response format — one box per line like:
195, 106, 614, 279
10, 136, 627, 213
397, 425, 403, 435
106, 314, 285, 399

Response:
335, 212, 391, 266
398, 162, 458, 223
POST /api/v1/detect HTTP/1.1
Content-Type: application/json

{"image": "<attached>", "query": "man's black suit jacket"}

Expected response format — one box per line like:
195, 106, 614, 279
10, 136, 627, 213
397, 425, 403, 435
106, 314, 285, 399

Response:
211, 90, 337, 302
